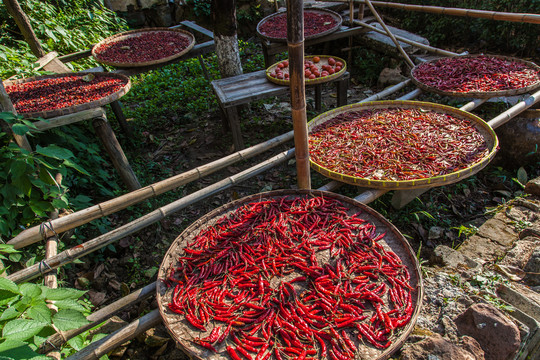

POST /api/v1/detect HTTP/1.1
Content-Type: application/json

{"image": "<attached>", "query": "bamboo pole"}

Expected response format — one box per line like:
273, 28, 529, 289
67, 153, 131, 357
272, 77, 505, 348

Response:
65, 309, 161, 360
357, 79, 412, 103
354, 189, 387, 204
352, 20, 460, 57
40, 282, 157, 354
488, 89, 540, 129
288, 0, 311, 190
43, 174, 63, 289
398, 88, 422, 100
363, 0, 415, 69
8, 130, 294, 249
2, 0, 46, 57
351, 1, 540, 25
8, 148, 295, 283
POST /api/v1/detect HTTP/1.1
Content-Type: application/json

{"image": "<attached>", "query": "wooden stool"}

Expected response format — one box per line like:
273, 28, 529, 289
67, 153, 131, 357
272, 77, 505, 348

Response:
212, 70, 349, 150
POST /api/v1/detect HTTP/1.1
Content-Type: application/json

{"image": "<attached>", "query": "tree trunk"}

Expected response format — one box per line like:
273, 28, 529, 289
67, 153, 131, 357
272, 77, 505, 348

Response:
2, 0, 45, 58
211, 0, 243, 78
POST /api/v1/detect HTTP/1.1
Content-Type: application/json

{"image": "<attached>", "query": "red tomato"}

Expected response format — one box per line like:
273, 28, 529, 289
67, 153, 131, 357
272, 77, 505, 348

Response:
336, 61, 343, 67
277, 63, 284, 69
321, 71, 329, 77
284, 73, 289, 79
308, 74, 316, 79
328, 57, 336, 66
270, 72, 277, 78
282, 60, 289, 67
328, 68, 335, 75
277, 73, 284, 79
310, 66, 318, 73
305, 70, 312, 77
335, 66, 342, 71
313, 56, 321, 63
313, 70, 320, 77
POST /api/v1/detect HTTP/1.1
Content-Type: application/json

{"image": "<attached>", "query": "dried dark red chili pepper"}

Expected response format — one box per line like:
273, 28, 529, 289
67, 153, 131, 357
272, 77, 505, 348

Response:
259, 11, 338, 39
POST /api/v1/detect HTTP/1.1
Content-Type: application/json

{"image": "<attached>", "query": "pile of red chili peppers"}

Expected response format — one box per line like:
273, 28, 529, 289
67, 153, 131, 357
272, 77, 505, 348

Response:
94, 31, 191, 64
259, 11, 338, 39
5, 74, 127, 114
166, 195, 414, 359
412, 55, 540, 93
309, 108, 489, 181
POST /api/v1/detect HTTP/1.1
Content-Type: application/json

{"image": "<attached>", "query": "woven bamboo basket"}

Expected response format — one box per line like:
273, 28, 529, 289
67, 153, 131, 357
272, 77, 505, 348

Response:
308, 100, 499, 190
3, 72, 131, 119
410, 54, 540, 98
257, 8, 342, 43
92, 28, 195, 68
157, 189, 423, 360
266, 55, 347, 86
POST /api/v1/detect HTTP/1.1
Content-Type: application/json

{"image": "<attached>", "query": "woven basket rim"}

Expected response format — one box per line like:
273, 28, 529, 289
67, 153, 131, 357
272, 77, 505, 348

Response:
308, 100, 499, 190
156, 189, 423, 360
92, 27, 196, 68
410, 54, 540, 98
257, 8, 342, 43
266, 55, 347, 85
3, 72, 131, 119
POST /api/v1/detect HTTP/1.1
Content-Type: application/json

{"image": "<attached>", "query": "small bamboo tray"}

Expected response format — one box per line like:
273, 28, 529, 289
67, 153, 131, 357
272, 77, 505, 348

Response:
92, 28, 195, 68
411, 54, 540, 98
157, 189, 423, 360
3, 72, 131, 119
308, 100, 499, 190
266, 55, 347, 86
257, 8, 342, 43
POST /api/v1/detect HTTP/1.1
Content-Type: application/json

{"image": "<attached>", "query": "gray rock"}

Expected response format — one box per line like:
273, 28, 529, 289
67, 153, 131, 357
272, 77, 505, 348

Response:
524, 248, 540, 286
458, 235, 507, 264
400, 333, 484, 360
431, 245, 479, 270
454, 303, 520, 360
429, 226, 445, 240
525, 177, 540, 196
499, 238, 538, 269
476, 218, 518, 247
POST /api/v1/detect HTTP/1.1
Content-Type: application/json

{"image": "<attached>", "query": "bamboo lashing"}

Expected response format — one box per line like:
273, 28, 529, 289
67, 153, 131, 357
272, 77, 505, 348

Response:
354, 1, 540, 25
65, 309, 161, 360
288, 0, 311, 190
8, 148, 295, 283
9, 130, 294, 249
352, 20, 460, 57
40, 282, 157, 354
363, 0, 415, 69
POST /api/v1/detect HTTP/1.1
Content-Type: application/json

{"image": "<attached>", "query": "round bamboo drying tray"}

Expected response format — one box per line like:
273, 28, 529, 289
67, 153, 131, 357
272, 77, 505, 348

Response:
266, 55, 347, 86
308, 100, 499, 190
3, 72, 131, 119
257, 8, 342, 43
157, 189, 423, 360
411, 54, 540, 98
92, 28, 195, 68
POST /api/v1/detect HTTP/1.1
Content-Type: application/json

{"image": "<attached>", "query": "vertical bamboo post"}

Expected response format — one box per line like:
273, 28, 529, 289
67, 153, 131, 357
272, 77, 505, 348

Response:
2, 0, 46, 57
364, 0, 415, 69
0, 81, 32, 151
288, 0, 311, 189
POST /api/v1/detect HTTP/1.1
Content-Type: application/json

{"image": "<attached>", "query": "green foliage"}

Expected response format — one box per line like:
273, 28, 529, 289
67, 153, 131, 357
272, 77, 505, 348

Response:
0, 113, 89, 242
0, 0, 128, 78
388, 0, 539, 57
185, 0, 212, 17
0, 276, 90, 359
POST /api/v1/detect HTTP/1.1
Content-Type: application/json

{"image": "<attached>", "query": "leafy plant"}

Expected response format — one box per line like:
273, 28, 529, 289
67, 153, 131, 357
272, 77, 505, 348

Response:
0, 112, 89, 242
0, 277, 90, 359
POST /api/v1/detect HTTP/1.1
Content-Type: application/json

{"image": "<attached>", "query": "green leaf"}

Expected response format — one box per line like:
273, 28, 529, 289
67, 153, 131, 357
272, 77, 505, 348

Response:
2, 319, 48, 341
9, 160, 27, 178
517, 167, 528, 185
19, 283, 42, 299
53, 299, 87, 312
67, 334, 85, 351
63, 159, 89, 175
11, 123, 29, 136
0, 244, 19, 254
0, 339, 40, 359
42, 287, 86, 301
52, 309, 89, 331
8, 253, 22, 263
52, 198, 69, 209
35, 144, 74, 160
26, 303, 52, 324
0, 306, 21, 321
0, 277, 19, 294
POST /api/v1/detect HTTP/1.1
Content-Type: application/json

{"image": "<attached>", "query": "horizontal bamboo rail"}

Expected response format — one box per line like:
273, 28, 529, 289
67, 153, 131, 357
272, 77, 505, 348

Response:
40, 282, 157, 353
332, 0, 540, 24
488, 89, 540, 129
9, 131, 294, 249
8, 148, 295, 284
352, 20, 460, 57
65, 309, 162, 360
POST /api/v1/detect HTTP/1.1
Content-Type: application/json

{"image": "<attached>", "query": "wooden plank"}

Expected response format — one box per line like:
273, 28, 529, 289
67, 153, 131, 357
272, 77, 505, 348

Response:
35, 51, 59, 70
58, 49, 93, 63
180, 20, 214, 39
32, 108, 105, 131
